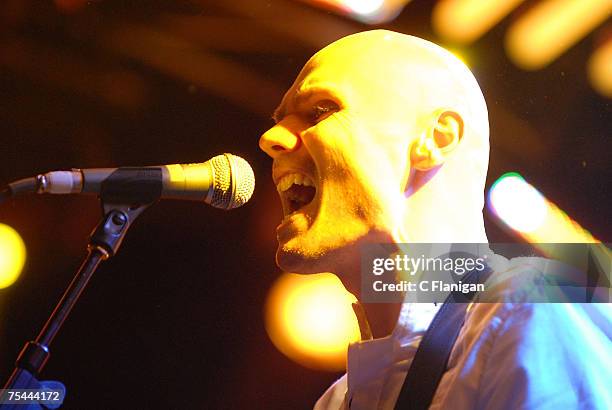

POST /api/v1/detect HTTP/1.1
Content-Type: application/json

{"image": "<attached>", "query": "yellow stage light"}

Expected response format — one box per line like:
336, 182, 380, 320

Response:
588, 37, 612, 98
0, 223, 27, 289
265, 272, 360, 371
488, 172, 599, 243
433, 0, 525, 44
505, 0, 612, 70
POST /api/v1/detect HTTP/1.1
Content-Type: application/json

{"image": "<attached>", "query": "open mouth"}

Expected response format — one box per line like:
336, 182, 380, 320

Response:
276, 173, 317, 216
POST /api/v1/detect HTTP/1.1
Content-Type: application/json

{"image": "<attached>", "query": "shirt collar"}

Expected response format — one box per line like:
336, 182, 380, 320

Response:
346, 302, 441, 394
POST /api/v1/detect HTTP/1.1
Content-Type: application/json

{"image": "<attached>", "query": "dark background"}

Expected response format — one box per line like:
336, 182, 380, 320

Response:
0, 1, 609, 409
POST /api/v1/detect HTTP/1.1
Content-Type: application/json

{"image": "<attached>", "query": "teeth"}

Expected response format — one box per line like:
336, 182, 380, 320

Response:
277, 176, 293, 192
276, 173, 315, 192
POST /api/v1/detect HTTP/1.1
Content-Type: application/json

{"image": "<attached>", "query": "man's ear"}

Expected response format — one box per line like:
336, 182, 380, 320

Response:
411, 110, 464, 171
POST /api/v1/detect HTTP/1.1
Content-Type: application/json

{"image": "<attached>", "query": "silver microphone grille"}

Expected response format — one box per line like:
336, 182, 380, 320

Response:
209, 153, 255, 210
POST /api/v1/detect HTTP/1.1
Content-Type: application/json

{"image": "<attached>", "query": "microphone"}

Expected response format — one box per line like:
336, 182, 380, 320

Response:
4, 154, 255, 210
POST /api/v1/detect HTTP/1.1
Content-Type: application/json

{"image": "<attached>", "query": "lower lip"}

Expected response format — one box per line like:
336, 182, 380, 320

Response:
277, 211, 299, 231
276, 208, 310, 243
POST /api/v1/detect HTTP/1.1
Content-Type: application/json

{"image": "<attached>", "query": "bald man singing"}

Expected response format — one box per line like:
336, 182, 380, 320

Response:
259, 30, 611, 410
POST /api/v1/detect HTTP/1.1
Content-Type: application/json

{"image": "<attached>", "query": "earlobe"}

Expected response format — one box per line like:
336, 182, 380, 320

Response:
410, 110, 463, 171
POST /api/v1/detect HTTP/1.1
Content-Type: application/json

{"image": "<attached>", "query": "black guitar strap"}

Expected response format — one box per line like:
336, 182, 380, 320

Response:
394, 265, 493, 410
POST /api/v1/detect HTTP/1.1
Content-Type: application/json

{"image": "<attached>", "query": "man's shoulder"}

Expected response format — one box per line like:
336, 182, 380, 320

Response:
458, 300, 612, 409
455, 256, 612, 409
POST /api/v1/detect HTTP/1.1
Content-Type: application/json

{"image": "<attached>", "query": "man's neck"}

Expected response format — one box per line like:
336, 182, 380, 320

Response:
357, 301, 402, 339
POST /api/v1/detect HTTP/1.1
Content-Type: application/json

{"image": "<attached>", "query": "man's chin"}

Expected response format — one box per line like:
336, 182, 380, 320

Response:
276, 245, 363, 297
275, 239, 360, 274
275, 246, 323, 274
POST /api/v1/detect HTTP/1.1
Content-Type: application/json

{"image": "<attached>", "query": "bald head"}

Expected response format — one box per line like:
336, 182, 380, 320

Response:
260, 30, 490, 281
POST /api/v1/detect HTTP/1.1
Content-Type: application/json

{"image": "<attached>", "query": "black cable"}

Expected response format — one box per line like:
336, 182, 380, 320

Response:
8, 177, 37, 195
0, 177, 38, 205
0, 187, 11, 205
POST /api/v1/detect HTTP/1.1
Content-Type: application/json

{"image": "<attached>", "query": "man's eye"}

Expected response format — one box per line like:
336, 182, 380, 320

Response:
311, 100, 339, 123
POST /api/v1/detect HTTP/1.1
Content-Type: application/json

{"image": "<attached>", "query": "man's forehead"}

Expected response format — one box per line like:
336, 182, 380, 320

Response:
272, 31, 442, 121
273, 40, 387, 113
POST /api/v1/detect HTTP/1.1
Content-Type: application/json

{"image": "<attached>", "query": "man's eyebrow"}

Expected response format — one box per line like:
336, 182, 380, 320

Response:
271, 86, 341, 123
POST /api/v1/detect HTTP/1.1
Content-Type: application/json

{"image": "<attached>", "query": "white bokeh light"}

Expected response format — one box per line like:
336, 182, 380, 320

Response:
343, 0, 385, 15
489, 173, 548, 233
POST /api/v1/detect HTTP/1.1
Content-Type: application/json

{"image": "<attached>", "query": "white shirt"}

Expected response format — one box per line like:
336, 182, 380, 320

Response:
314, 256, 612, 410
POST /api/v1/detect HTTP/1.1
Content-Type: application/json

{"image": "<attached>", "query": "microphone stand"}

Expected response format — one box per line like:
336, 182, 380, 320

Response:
1, 198, 152, 409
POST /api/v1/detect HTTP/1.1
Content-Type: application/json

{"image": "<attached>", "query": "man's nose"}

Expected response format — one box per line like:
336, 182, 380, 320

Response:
259, 123, 301, 158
